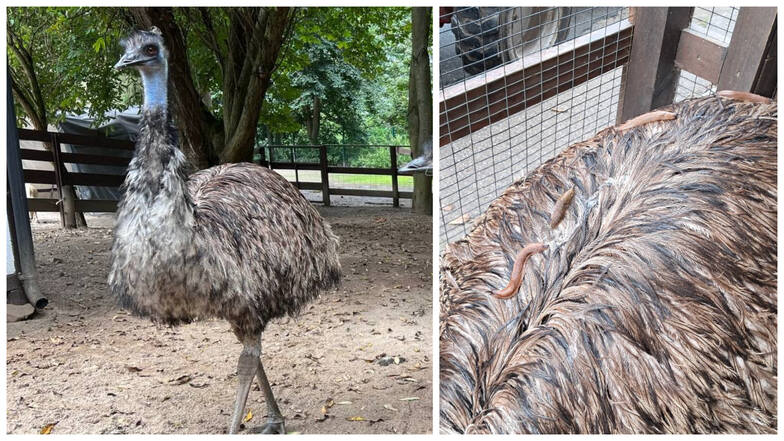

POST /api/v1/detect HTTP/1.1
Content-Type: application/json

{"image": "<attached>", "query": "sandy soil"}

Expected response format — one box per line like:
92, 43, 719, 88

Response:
6, 207, 433, 434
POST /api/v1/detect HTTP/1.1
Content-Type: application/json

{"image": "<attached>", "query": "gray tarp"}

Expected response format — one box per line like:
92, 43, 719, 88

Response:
57, 108, 140, 201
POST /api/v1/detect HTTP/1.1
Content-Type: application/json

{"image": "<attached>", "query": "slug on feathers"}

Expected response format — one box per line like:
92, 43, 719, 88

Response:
550, 186, 575, 229
717, 90, 772, 104
616, 110, 677, 132
493, 243, 549, 299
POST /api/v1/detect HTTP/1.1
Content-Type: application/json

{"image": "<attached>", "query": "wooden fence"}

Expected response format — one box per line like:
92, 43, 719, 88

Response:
18, 129, 413, 225
260, 144, 413, 207
619, 7, 776, 121
18, 128, 132, 225
439, 7, 777, 146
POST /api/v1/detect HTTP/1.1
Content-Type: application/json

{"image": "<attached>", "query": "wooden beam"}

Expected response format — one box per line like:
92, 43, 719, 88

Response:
751, 18, 776, 97
319, 145, 330, 207
328, 166, 395, 176
17, 128, 135, 150
389, 145, 399, 208
289, 181, 322, 191
330, 189, 413, 199
268, 161, 320, 171
718, 7, 777, 92
440, 20, 634, 146
618, 7, 692, 123
675, 29, 727, 84
20, 148, 131, 167
27, 198, 119, 212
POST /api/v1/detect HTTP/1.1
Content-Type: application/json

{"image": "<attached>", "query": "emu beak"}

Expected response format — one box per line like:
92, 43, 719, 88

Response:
115, 52, 148, 70
114, 53, 135, 70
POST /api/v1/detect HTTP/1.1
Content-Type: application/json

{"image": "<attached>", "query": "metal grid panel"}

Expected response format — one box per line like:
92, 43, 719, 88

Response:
439, 7, 631, 246
675, 70, 716, 102
674, 7, 739, 104
689, 7, 738, 45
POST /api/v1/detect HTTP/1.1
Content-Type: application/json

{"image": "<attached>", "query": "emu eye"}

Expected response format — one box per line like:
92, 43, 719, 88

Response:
144, 45, 158, 56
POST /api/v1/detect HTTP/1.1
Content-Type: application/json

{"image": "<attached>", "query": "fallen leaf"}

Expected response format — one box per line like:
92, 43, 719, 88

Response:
347, 416, 366, 421
399, 397, 420, 401
168, 375, 191, 385
336, 401, 352, 405
448, 214, 471, 225
40, 423, 57, 434
125, 366, 142, 372
383, 404, 398, 412
189, 382, 209, 389
243, 410, 253, 423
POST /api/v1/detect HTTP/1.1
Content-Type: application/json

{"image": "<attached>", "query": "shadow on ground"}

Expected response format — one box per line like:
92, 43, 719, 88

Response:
6, 206, 432, 434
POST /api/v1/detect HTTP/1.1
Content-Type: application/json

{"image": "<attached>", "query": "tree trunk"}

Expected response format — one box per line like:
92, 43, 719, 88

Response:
8, 32, 86, 228
306, 95, 321, 145
408, 7, 433, 215
127, 7, 294, 167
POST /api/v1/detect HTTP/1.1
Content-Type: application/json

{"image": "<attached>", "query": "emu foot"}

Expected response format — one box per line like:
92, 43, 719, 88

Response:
258, 418, 286, 434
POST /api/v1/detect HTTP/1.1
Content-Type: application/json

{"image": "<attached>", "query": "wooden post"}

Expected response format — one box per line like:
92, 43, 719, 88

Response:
49, 133, 67, 227
258, 144, 267, 167
319, 144, 330, 206
717, 8, 777, 94
618, 7, 692, 124
390, 145, 399, 208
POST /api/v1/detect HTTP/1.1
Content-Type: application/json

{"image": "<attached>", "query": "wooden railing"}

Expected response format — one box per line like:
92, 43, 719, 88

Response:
261, 144, 413, 207
18, 128, 133, 220
18, 130, 413, 223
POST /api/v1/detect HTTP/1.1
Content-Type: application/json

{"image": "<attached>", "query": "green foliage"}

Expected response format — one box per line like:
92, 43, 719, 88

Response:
260, 7, 411, 147
8, 6, 413, 157
7, 7, 130, 127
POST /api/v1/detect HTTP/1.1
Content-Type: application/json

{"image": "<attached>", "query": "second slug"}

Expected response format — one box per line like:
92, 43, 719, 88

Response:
493, 243, 549, 299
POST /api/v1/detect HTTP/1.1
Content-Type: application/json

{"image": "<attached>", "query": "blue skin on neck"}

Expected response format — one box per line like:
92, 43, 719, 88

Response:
140, 66, 167, 110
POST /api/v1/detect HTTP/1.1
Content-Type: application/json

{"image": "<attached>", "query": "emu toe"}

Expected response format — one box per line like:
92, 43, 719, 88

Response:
259, 419, 286, 434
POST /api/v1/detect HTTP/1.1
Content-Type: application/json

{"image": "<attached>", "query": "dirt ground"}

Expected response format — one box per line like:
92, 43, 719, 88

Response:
6, 206, 433, 434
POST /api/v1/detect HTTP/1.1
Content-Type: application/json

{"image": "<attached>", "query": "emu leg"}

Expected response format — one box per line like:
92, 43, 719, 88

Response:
228, 342, 260, 434
256, 357, 286, 434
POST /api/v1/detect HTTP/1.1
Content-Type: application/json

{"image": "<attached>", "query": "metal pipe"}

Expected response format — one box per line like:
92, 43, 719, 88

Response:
6, 68, 47, 309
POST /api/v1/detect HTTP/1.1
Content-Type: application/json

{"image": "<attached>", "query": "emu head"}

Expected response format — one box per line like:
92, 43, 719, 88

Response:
115, 27, 168, 72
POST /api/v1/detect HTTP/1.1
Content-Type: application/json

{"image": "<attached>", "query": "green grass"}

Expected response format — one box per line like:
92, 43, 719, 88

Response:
329, 173, 413, 189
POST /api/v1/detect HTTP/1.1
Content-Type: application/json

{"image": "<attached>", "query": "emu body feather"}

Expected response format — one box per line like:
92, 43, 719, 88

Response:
440, 96, 777, 434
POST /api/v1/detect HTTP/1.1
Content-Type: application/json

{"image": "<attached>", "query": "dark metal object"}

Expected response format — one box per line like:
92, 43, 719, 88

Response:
6, 69, 47, 309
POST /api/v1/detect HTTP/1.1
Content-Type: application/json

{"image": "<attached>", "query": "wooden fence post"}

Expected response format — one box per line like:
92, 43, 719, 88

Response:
618, 7, 692, 123
390, 145, 399, 207
258, 144, 267, 167
717, 8, 777, 94
49, 133, 67, 227
319, 144, 331, 206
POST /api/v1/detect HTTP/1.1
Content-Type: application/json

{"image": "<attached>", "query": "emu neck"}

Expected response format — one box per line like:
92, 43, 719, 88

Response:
123, 105, 192, 222
140, 67, 167, 110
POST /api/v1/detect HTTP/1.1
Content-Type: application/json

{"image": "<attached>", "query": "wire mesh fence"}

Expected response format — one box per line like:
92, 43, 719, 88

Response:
674, 7, 739, 103
439, 7, 633, 246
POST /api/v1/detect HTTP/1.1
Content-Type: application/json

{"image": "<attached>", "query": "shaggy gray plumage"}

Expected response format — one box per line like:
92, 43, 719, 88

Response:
109, 29, 340, 434
440, 96, 776, 434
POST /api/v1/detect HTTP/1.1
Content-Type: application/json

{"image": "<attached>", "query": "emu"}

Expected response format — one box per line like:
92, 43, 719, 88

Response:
108, 28, 341, 434
440, 94, 776, 433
